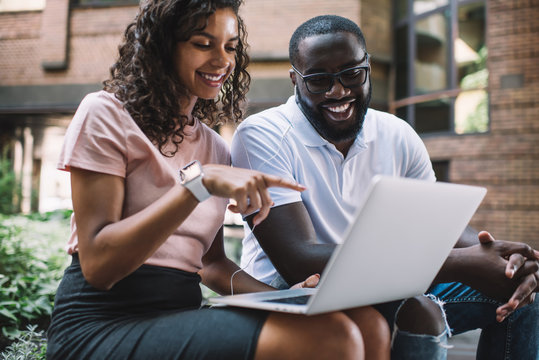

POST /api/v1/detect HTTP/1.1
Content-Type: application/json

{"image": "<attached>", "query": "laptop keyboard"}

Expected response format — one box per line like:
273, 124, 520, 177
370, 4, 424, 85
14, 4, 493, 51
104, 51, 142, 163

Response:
262, 295, 312, 305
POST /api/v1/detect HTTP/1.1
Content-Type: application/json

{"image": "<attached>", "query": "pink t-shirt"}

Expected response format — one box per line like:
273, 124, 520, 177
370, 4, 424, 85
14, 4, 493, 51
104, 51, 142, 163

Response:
58, 90, 230, 273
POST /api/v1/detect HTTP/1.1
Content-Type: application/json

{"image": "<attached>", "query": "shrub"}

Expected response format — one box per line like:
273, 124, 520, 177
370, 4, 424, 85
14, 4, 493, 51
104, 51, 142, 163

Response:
0, 325, 47, 360
0, 159, 20, 215
0, 211, 71, 349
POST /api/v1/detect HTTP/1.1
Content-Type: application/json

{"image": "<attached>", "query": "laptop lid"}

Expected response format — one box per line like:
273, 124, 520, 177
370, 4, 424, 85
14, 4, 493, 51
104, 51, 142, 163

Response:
305, 175, 486, 314
209, 176, 487, 315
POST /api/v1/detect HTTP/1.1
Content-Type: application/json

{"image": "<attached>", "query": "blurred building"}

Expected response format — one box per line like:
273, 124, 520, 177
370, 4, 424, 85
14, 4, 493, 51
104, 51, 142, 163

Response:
0, 0, 537, 248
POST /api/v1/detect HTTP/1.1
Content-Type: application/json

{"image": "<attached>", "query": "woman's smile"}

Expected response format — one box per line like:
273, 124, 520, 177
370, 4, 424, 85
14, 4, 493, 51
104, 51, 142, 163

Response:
197, 71, 228, 87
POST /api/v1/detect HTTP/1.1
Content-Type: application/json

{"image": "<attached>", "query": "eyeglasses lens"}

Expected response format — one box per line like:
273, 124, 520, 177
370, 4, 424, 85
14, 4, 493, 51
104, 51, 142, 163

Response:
306, 68, 367, 93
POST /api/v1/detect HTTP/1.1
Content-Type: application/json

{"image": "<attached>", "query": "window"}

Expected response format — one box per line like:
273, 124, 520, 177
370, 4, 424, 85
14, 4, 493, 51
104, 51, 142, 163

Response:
0, 0, 45, 12
454, 2, 488, 134
392, 0, 487, 135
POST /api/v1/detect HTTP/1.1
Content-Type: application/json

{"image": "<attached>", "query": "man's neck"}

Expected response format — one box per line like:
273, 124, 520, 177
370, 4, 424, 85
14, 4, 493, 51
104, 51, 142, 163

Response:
334, 139, 355, 158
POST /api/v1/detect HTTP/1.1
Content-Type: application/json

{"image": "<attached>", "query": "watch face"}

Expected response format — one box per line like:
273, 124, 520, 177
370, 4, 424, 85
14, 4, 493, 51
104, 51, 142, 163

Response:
181, 161, 202, 183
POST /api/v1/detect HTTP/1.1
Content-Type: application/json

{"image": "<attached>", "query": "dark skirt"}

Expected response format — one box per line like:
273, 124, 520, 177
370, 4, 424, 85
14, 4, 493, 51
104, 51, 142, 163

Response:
47, 255, 268, 360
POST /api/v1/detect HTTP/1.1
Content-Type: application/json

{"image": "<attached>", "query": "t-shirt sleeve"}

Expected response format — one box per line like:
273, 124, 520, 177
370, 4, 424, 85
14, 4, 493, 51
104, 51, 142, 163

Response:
231, 119, 302, 207
57, 92, 127, 178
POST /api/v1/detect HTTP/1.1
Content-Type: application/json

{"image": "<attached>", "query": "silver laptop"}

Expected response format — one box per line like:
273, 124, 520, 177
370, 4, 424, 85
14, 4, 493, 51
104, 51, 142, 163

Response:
209, 175, 486, 315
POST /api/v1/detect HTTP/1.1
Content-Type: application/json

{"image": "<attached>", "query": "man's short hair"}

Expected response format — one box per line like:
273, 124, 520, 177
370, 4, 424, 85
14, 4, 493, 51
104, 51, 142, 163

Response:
289, 15, 367, 66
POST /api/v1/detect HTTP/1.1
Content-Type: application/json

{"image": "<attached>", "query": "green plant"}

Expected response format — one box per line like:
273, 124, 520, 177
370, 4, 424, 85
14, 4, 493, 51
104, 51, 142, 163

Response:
0, 325, 47, 360
0, 211, 71, 345
463, 93, 488, 133
0, 159, 20, 215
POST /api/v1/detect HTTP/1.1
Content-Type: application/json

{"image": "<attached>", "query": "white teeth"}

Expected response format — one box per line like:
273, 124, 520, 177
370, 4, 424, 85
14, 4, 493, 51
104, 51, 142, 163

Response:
200, 72, 224, 81
327, 103, 351, 113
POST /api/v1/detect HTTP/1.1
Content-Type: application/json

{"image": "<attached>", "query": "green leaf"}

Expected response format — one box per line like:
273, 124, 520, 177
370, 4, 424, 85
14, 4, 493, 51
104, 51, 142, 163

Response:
0, 308, 18, 322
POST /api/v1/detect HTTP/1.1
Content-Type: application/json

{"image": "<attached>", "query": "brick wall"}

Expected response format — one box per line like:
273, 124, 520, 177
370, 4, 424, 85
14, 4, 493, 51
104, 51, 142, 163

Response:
0, 5, 137, 86
424, 0, 539, 248
0, 1, 367, 87
40, 0, 69, 70
0, 12, 42, 85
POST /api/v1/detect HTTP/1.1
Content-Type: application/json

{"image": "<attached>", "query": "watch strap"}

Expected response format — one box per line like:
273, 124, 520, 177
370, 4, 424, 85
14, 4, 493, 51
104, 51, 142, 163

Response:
184, 173, 211, 202
179, 160, 212, 202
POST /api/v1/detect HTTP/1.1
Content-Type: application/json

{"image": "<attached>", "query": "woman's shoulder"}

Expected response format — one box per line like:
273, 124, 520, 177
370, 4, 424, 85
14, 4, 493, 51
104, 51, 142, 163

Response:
78, 90, 125, 115
66, 90, 140, 152
74, 90, 139, 132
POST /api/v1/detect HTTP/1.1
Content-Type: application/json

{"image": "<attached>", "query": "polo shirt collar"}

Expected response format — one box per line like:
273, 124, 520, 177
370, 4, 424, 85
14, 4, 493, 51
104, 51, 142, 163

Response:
286, 95, 371, 153
286, 96, 327, 147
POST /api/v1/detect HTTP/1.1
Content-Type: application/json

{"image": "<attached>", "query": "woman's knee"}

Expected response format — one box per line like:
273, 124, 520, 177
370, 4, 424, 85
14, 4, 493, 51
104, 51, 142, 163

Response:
255, 312, 364, 360
347, 306, 390, 345
323, 312, 364, 356
345, 306, 391, 359
396, 296, 446, 335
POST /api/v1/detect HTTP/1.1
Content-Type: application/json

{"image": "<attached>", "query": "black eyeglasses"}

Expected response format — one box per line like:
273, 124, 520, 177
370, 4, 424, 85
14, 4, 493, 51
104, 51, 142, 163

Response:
292, 54, 370, 94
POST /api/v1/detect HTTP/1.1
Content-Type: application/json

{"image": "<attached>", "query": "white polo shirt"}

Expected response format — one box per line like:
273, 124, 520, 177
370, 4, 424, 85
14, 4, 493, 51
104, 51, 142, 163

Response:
231, 95, 435, 284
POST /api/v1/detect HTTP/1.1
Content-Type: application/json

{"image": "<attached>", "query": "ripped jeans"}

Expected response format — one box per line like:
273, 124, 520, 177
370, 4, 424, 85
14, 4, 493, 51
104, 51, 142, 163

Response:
375, 282, 539, 360
431, 282, 538, 360
374, 295, 450, 360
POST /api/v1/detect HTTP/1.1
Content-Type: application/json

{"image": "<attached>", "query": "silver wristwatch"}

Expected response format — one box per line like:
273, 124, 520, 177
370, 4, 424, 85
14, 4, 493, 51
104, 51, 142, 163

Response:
179, 160, 211, 202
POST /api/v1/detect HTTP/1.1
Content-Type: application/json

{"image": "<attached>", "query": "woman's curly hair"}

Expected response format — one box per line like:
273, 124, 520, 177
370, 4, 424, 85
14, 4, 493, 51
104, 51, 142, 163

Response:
103, 0, 250, 156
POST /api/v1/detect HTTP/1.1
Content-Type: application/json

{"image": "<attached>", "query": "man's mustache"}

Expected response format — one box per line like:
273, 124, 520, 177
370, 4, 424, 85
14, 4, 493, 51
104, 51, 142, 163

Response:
318, 97, 357, 107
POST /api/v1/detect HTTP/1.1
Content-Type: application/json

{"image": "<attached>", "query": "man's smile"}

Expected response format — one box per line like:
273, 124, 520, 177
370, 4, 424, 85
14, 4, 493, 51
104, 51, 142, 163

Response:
321, 99, 356, 121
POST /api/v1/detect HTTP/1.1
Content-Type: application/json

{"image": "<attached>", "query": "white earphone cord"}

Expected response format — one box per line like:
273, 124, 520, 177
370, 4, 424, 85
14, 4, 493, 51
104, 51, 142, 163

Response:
230, 224, 258, 296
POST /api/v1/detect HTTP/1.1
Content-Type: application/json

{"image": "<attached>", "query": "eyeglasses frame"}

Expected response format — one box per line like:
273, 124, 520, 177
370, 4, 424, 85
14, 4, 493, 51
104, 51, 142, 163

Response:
291, 53, 371, 94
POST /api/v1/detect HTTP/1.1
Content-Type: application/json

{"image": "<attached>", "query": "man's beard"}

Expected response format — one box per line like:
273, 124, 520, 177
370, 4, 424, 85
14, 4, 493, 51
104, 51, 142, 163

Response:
296, 85, 372, 143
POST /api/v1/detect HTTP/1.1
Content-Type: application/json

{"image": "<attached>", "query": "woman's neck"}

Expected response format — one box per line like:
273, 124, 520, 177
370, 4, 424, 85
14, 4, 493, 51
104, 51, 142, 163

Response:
179, 95, 198, 125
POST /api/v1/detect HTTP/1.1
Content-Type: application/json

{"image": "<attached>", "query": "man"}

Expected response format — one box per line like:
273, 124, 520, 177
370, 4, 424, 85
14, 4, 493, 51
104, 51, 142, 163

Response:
231, 15, 539, 359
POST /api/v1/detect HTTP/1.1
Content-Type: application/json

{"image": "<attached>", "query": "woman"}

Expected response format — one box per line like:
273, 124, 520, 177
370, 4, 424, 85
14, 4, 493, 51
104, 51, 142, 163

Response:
46, 1, 390, 359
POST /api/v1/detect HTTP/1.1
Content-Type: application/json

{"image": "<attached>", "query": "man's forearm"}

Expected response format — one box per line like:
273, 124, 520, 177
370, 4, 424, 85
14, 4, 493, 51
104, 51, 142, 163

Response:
272, 243, 335, 286
433, 247, 468, 284
435, 226, 479, 284
246, 202, 336, 286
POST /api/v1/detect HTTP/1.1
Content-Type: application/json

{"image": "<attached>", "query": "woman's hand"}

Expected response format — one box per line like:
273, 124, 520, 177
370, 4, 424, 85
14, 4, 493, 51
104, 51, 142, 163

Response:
291, 274, 320, 289
202, 164, 306, 225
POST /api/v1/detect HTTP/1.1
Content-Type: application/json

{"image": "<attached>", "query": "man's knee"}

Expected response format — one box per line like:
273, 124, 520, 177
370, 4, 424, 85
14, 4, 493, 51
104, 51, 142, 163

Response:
396, 296, 446, 335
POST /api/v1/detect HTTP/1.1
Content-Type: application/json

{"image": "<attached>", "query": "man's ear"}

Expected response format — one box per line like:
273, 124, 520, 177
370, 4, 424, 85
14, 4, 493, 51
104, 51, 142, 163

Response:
289, 69, 297, 86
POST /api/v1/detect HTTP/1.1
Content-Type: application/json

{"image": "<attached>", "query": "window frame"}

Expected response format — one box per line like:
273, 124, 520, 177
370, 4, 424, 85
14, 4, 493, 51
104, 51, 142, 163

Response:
70, 0, 139, 8
391, 0, 488, 136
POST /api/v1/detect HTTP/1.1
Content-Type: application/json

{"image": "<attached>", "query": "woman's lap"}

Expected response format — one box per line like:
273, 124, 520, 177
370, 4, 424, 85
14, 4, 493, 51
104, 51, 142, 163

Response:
49, 307, 266, 360
47, 256, 268, 360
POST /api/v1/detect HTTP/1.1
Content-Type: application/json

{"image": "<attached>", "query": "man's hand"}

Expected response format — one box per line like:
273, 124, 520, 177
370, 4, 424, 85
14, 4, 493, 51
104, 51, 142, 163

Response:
477, 231, 539, 322
451, 231, 538, 320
